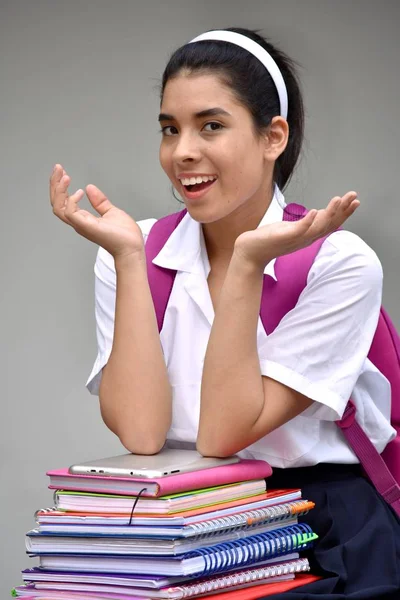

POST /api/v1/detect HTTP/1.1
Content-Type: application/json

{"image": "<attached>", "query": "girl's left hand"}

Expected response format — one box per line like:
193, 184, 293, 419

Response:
233, 191, 360, 271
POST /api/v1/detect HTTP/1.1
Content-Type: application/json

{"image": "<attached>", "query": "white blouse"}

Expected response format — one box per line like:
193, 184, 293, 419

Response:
86, 186, 396, 468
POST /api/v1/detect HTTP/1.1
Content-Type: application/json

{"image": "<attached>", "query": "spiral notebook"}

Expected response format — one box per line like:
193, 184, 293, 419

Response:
33, 524, 318, 576
21, 554, 299, 588
36, 499, 315, 537
37, 489, 302, 527
12, 575, 323, 599
17, 558, 310, 599
26, 518, 298, 556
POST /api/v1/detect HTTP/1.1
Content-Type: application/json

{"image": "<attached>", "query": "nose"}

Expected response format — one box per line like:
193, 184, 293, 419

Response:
172, 131, 202, 164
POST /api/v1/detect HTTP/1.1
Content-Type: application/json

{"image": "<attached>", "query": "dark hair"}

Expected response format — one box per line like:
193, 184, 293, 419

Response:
160, 27, 304, 191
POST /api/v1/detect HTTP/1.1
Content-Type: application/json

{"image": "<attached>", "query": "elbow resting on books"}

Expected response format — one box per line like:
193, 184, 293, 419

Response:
98, 376, 172, 455
118, 427, 167, 456
196, 440, 233, 459
196, 422, 251, 458
196, 435, 248, 459
99, 400, 168, 455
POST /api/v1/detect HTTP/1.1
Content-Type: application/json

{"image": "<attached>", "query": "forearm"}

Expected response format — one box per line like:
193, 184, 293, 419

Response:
99, 252, 172, 454
198, 255, 267, 456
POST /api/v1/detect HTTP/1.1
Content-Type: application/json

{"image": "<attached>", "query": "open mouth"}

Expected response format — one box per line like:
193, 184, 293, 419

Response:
184, 180, 216, 193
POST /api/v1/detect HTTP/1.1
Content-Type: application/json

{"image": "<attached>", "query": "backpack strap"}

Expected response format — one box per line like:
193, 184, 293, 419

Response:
336, 308, 400, 516
336, 401, 400, 516
145, 209, 186, 331
370, 308, 400, 484
260, 203, 327, 333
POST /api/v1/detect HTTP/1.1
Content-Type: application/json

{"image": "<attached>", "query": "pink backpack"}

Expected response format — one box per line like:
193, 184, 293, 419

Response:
145, 204, 400, 517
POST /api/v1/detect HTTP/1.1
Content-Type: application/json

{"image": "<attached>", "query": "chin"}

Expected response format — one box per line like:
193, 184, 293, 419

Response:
183, 203, 225, 224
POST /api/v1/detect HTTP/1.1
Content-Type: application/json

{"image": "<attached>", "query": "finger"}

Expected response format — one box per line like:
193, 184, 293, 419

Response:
57, 188, 85, 225
340, 192, 357, 211
315, 194, 347, 232
288, 209, 317, 238
51, 165, 70, 210
343, 190, 358, 202
302, 193, 359, 243
50, 164, 69, 198
332, 193, 359, 224
49, 164, 63, 206
300, 208, 325, 233
296, 209, 318, 229
54, 172, 71, 211
51, 174, 70, 220
343, 198, 360, 216
325, 196, 342, 217
327, 196, 360, 232
85, 184, 115, 216
64, 187, 85, 221
342, 192, 358, 211
301, 207, 335, 241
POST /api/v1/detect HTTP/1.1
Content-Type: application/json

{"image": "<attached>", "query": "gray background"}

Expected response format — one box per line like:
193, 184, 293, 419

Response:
1, 0, 399, 594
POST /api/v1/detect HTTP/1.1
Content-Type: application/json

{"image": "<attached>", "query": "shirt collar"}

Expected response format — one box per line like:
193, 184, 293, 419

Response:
152, 184, 285, 280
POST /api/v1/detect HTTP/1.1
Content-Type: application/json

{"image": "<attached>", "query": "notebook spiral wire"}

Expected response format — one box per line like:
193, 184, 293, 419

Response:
178, 558, 310, 597
186, 500, 312, 539
186, 523, 315, 576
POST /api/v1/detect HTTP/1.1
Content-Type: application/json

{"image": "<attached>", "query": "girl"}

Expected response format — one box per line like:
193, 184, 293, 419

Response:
50, 27, 400, 599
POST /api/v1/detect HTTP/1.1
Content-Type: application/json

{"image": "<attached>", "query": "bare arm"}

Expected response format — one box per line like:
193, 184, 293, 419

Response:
197, 193, 360, 457
197, 255, 312, 457
50, 165, 171, 454
99, 252, 172, 455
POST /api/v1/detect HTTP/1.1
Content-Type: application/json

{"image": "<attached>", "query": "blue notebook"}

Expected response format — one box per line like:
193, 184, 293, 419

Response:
30, 523, 318, 576
26, 518, 298, 556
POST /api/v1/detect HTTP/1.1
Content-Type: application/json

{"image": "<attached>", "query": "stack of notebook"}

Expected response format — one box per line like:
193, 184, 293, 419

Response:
14, 459, 320, 598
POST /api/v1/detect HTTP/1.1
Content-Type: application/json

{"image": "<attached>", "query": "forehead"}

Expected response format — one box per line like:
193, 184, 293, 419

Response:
161, 72, 241, 113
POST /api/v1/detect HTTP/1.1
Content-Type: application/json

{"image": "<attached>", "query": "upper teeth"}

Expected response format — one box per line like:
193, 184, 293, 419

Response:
180, 175, 217, 186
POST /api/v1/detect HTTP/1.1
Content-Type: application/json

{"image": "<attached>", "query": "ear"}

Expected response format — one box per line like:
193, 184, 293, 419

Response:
263, 116, 289, 161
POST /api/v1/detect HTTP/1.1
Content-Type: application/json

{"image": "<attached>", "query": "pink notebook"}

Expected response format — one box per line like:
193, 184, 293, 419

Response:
47, 459, 272, 497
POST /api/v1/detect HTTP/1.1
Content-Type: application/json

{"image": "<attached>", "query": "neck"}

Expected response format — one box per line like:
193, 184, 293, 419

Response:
202, 185, 275, 263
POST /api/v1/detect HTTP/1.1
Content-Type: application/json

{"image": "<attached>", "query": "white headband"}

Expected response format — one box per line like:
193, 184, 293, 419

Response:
189, 30, 288, 121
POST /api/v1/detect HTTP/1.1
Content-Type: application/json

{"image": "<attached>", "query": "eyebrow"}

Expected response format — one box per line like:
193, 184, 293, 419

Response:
158, 107, 232, 122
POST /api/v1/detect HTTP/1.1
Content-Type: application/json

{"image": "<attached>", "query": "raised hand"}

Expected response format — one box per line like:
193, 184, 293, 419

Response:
233, 192, 360, 270
50, 164, 145, 258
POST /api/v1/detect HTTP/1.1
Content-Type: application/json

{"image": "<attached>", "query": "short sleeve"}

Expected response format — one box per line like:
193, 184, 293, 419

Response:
258, 230, 383, 421
85, 218, 157, 395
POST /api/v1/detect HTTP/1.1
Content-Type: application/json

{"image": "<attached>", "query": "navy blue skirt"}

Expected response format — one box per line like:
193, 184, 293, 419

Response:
263, 464, 400, 599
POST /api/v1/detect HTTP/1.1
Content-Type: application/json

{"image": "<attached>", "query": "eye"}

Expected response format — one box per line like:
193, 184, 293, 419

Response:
203, 122, 224, 132
160, 125, 178, 136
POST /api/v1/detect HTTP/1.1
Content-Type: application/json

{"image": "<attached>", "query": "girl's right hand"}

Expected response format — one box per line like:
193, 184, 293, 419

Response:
50, 164, 145, 259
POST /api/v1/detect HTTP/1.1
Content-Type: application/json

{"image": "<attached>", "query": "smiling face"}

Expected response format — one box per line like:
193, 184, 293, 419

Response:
159, 72, 279, 224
